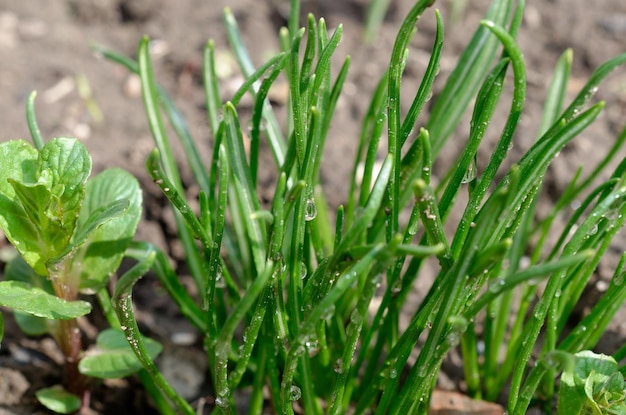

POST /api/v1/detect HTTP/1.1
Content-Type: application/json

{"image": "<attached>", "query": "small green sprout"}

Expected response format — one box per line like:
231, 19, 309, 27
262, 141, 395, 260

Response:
558, 351, 626, 415
0, 93, 145, 413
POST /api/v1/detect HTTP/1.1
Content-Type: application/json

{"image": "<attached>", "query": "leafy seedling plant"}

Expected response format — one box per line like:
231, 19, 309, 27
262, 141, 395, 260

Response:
96, 0, 626, 413
0, 94, 154, 413
558, 350, 626, 415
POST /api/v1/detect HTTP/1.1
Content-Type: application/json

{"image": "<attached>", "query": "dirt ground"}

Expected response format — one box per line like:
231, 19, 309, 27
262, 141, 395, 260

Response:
1, 0, 626, 413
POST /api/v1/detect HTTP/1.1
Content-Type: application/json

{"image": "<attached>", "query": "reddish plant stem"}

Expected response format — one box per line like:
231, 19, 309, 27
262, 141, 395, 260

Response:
57, 317, 87, 398
50, 260, 89, 404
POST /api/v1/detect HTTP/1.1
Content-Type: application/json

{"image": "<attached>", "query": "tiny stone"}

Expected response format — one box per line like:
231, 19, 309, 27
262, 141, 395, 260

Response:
171, 331, 197, 346
123, 74, 142, 98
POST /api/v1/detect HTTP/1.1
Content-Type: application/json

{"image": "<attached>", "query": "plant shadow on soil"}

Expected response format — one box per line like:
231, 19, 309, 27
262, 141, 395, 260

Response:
1, 0, 626, 413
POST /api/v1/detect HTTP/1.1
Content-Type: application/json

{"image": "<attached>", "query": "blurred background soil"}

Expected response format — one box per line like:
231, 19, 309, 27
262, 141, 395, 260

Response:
1, 0, 625, 413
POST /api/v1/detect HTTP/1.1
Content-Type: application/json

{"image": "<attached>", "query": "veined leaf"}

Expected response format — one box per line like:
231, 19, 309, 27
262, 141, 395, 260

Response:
0, 280, 91, 319
0, 140, 47, 274
74, 169, 142, 291
37, 137, 91, 229
0, 138, 91, 276
36, 385, 81, 414
79, 328, 162, 379
3, 256, 53, 335
558, 351, 626, 415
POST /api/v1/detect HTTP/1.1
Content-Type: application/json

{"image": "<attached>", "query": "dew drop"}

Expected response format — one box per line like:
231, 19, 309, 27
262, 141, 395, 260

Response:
299, 262, 308, 280
215, 266, 226, 288
215, 396, 228, 408
350, 309, 363, 325
390, 279, 402, 294
407, 220, 419, 236
215, 387, 230, 408
461, 159, 477, 184
604, 208, 619, 222
488, 278, 505, 293
334, 358, 343, 374
446, 332, 461, 347
289, 385, 302, 401
321, 304, 336, 322
304, 337, 319, 350
304, 198, 317, 221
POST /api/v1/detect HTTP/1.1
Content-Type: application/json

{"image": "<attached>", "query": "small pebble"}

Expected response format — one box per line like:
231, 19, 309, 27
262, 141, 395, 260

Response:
171, 331, 197, 346
123, 73, 142, 98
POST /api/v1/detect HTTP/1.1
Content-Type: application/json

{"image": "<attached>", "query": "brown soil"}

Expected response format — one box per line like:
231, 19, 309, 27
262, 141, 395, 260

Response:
1, 0, 626, 413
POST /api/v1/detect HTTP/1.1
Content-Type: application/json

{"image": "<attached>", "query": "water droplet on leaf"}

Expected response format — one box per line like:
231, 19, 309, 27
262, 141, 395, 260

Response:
300, 262, 307, 280
289, 385, 302, 401
350, 309, 363, 325
215, 266, 226, 288
461, 159, 477, 184
334, 358, 343, 374
304, 198, 317, 221
321, 304, 336, 322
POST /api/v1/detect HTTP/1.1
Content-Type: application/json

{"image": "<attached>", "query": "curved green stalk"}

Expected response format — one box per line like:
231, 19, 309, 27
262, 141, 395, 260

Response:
26, 91, 44, 150
113, 252, 194, 415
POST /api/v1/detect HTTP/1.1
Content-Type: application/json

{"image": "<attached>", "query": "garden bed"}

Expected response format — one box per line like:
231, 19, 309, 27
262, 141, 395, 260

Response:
1, 0, 626, 413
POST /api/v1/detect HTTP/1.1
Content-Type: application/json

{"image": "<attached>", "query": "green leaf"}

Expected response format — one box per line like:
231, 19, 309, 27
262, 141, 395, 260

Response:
35, 385, 82, 414
65, 199, 129, 260
558, 351, 625, 415
79, 328, 162, 379
0, 140, 45, 274
0, 280, 91, 319
73, 168, 142, 292
3, 256, 52, 335
0, 138, 91, 276
37, 137, 91, 228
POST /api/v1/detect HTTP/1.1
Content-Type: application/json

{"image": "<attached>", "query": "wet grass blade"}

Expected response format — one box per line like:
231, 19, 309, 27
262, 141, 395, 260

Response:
214, 262, 273, 413
125, 242, 206, 333
224, 8, 287, 166
386, 0, 436, 238
426, 0, 512, 156
113, 251, 195, 415
223, 103, 267, 274
202, 40, 222, 137
509, 186, 626, 413
136, 37, 206, 291
537, 49, 572, 138
451, 20, 527, 256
